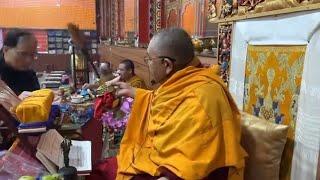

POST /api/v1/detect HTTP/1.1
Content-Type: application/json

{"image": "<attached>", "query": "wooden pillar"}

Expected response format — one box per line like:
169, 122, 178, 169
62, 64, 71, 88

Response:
96, 0, 112, 39
138, 0, 150, 46
118, 0, 125, 39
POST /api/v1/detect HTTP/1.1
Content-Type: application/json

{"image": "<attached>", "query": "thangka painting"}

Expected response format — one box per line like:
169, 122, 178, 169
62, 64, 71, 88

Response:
218, 23, 232, 85
243, 45, 306, 180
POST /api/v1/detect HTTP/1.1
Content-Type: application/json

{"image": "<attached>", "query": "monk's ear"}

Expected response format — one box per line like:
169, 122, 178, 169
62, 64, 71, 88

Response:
163, 59, 174, 75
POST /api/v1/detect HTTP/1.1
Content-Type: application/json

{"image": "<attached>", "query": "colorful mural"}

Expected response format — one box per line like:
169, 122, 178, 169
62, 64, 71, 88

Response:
182, 2, 196, 35
218, 23, 232, 84
243, 45, 306, 180
124, 0, 135, 36
149, 0, 164, 38
97, 0, 217, 46
213, 0, 320, 20
167, 9, 178, 28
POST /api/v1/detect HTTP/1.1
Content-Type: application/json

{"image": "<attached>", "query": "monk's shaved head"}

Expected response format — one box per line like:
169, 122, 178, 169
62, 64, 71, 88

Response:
100, 62, 112, 75
148, 28, 194, 68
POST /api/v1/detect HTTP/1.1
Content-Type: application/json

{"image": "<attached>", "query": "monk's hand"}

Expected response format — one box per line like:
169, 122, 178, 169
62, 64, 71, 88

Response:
114, 82, 135, 98
82, 83, 91, 89
106, 76, 121, 87
19, 91, 32, 100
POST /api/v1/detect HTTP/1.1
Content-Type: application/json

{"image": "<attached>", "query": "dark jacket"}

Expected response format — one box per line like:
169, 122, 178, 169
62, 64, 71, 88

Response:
0, 54, 40, 95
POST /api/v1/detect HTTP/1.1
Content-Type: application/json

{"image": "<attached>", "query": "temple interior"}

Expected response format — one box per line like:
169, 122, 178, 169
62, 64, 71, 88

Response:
0, 0, 320, 180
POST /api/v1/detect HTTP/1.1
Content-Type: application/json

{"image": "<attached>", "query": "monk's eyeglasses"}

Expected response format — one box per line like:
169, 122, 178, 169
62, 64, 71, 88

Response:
144, 55, 176, 65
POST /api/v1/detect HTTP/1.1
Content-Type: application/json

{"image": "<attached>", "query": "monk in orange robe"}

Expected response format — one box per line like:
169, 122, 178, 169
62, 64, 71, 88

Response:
89, 28, 246, 180
117, 59, 147, 89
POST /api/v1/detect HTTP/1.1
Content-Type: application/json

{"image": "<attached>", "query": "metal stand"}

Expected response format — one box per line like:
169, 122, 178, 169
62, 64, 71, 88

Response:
71, 45, 77, 89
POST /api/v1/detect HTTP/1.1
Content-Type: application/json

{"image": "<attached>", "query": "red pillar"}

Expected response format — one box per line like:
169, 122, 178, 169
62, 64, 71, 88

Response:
138, 0, 150, 46
161, 0, 166, 29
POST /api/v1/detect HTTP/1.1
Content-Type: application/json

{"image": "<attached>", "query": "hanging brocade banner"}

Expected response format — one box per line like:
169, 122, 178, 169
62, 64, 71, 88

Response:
243, 45, 306, 180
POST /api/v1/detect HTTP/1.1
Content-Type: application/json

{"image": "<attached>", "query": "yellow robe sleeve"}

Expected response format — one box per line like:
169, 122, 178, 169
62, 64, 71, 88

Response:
128, 76, 147, 89
147, 82, 246, 179
119, 88, 153, 145
192, 82, 246, 180
117, 88, 154, 179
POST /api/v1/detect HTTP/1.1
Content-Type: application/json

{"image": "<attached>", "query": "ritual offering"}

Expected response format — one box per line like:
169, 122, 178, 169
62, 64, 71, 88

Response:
94, 80, 119, 117
69, 102, 94, 124
99, 93, 133, 157
96, 83, 116, 97
70, 94, 83, 104
19, 174, 61, 180
17, 105, 60, 134
79, 89, 91, 101
57, 85, 95, 126
15, 89, 54, 123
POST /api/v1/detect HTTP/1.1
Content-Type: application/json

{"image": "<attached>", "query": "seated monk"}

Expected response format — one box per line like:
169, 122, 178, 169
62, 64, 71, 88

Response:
89, 28, 246, 180
83, 62, 114, 90
117, 59, 147, 89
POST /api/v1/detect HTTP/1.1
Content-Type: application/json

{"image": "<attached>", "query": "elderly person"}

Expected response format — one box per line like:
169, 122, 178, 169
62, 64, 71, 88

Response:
83, 62, 114, 90
89, 28, 246, 180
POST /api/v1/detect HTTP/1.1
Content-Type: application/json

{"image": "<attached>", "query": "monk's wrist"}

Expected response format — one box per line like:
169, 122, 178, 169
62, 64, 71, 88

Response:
131, 88, 136, 98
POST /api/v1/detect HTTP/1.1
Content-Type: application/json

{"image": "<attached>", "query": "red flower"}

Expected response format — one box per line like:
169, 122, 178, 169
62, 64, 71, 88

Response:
94, 92, 115, 120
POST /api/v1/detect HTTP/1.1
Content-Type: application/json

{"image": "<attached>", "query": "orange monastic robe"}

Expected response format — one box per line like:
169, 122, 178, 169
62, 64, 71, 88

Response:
117, 65, 246, 179
127, 75, 147, 89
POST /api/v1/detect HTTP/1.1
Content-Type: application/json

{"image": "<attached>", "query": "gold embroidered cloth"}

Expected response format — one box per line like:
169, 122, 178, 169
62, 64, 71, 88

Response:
243, 45, 306, 180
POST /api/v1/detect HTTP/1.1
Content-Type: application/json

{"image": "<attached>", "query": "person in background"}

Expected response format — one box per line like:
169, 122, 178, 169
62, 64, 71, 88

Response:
89, 28, 246, 180
83, 62, 114, 90
117, 59, 147, 89
0, 29, 40, 95
0, 29, 39, 150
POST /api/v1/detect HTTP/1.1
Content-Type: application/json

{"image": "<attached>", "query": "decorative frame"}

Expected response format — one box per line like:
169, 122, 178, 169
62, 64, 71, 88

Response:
228, 10, 320, 180
217, 22, 233, 85
214, 0, 320, 23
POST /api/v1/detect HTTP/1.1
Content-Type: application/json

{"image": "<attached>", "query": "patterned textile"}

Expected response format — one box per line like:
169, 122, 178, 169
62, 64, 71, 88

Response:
155, 0, 162, 32
243, 45, 306, 180
149, 0, 163, 38
101, 97, 133, 158
128, 75, 147, 89
218, 24, 232, 85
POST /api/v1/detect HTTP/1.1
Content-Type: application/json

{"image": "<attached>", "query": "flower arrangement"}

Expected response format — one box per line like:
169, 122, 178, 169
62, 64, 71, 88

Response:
98, 93, 133, 156
100, 97, 133, 132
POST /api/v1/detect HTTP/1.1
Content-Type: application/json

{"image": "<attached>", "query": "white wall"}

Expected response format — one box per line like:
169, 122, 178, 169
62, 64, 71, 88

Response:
229, 10, 320, 180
